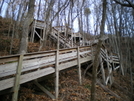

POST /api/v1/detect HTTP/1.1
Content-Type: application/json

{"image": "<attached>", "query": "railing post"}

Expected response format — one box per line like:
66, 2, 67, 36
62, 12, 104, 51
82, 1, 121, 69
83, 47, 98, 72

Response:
77, 47, 82, 85
100, 52, 106, 85
55, 49, 59, 99
12, 54, 23, 101
105, 49, 113, 85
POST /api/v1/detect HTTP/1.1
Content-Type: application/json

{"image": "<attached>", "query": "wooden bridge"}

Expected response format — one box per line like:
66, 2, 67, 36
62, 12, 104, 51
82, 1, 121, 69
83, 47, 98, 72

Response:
0, 19, 122, 100
29, 19, 97, 47
0, 44, 121, 100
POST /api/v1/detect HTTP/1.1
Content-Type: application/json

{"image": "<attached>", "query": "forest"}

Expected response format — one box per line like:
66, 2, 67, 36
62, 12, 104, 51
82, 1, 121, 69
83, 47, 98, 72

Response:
0, 0, 134, 101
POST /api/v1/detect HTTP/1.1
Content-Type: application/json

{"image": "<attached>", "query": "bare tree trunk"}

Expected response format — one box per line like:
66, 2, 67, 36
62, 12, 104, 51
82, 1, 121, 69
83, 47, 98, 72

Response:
18, 0, 35, 54
90, 0, 107, 100
0, 0, 5, 15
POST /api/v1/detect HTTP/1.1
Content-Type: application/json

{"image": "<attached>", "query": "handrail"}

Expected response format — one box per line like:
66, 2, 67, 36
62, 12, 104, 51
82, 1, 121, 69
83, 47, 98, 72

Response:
0, 46, 93, 77
0, 46, 93, 91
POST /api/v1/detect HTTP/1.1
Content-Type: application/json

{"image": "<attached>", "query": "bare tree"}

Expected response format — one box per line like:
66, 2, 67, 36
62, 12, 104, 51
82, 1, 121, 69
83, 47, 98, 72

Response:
91, 0, 107, 100
18, 0, 35, 54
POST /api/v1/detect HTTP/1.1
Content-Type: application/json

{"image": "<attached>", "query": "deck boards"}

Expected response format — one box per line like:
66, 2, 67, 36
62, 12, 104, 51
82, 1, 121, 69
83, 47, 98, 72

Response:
0, 45, 120, 92
0, 46, 92, 91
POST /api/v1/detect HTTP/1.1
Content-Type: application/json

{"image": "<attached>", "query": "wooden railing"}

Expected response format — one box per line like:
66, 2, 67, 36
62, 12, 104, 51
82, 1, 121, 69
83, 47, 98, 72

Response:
0, 46, 93, 91
50, 28, 73, 48
100, 48, 120, 85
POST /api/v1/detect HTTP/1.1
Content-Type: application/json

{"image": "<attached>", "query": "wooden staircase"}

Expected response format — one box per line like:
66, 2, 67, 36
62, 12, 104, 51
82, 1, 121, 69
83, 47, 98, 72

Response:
100, 48, 120, 85
49, 27, 73, 48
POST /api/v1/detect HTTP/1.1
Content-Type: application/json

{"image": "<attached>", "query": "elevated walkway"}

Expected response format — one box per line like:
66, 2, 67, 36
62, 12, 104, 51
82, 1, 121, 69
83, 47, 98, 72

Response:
29, 19, 99, 48
0, 46, 92, 91
0, 19, 123, 101
0, 45, 122, 100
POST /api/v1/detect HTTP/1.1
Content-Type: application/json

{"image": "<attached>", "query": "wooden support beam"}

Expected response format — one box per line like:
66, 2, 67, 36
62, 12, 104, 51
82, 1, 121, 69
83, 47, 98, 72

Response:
118, 54, 124, 75
105, 49, 113, 85
77, 47, 82, 85
55, 49, 59, 99
100, 55, 106, 85
35, 30, 43, 41
12, 55, 23, 101
32, 20, 37, 42
105, 68, 112, 85
0, 57, 91, 91
34, 80, 55, 99
30, 25, 33, 42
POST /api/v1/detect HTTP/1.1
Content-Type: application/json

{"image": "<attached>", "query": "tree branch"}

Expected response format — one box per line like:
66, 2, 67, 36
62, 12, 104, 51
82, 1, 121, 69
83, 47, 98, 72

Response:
125, 0, 134, 9
113, 0, 134, 9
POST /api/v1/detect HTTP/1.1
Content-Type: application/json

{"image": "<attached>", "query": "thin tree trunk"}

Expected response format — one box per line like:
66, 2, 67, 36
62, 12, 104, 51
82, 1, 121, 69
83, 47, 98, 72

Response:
90, 0, 107, 100
18, 0, 35, 54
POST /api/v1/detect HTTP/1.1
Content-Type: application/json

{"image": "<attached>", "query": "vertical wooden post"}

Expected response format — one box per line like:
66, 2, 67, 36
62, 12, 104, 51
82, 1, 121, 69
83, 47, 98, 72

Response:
55, 49, 59, 99
32, 20, 36, 42
30, 24, 33, 42
64, 26, 66, 48
57, 31, 59, 50
72, 33, 73, 47
100, 53, 106, 85
55, 31, 59, 99
105, 49, 113, 85
120, 54, 124, 75
75, 37, 76, 46
77, 47, 82, 85
12, 55, 23, 101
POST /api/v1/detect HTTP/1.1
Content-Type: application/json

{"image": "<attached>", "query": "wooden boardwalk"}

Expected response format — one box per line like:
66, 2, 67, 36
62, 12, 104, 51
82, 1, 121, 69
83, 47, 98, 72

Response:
0, 46, 93, 90
0, 19, 122, 100
0, 45, 121, 100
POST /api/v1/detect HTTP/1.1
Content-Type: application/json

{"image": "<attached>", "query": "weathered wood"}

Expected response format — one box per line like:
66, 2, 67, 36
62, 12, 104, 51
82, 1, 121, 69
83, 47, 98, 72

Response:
105, 49, 113, 85
77, 47, 82, 85
0, 67, 55, 91
55, 50, 59, 99
0, 56, 19, 64
0, 45, 91, 61
50, 31, 72, 48
105, 68, 112, 85
84, 63, 93, 76
12, 55, 23, 101
0, 50, 91, 77
114, 66, 120, 71
34, 81, 55, 99
100, 56, 106, 85
31, 19, 36, 42
56, 30, 59, 99
0, 56, 91, 91
35, 30, 43, 40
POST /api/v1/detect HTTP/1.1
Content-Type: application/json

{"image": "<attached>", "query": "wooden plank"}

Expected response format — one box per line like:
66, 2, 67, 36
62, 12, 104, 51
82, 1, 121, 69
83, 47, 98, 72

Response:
59, 56, 92, 71
34, 81, 55, 99
0, 51, 76, 77
105, 68, 112, 85
55, 50, 59, 99
77, 47, 82, 85
0, 56, 19, 64
12, 55, 23, 101
0, 56, 92, 91
0, 45, 91, 63
0, 50, 90, 77
23, 51, 55, 60
50, 32, 71, 48
35, 30, 43, 40
0, 67, 55, 91
100, 56, 106, 85
114, 66, 120, 71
